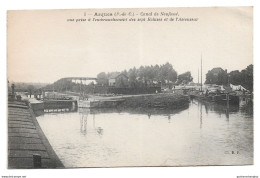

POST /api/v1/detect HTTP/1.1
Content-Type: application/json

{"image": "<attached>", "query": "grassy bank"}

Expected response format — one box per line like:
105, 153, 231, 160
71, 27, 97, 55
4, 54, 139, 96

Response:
118, 93, 189, 110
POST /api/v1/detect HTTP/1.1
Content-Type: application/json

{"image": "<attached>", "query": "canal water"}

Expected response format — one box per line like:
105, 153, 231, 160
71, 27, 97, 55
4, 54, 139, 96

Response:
36, 99, 253, 167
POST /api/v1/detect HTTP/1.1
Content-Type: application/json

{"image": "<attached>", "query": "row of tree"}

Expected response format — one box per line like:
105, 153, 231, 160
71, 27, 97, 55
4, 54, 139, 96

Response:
205, 64, 253, 91
97, 62, 193, 87
25, 64, 252, 94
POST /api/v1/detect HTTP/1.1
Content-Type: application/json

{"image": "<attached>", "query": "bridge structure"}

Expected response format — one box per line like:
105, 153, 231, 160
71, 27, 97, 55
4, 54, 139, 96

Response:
57, 77, 97, 95
61, 77, 97, 84
28, 77, 97, 100
54, 77, 97, 90
61, 77, 97, 81
45, 77, 98, 98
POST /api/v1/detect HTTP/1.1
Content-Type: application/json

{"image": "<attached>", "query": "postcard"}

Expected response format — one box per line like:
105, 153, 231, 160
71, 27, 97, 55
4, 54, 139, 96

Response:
7, 7, 253, 168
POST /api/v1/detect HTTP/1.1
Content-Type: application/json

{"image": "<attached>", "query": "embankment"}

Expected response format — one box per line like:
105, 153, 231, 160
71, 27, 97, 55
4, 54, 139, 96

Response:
118, 93, 189, 111
8, 101, 64, 169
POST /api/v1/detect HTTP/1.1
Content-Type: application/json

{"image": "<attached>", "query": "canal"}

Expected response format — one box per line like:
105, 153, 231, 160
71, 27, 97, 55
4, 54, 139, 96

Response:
36, 99, 253, 167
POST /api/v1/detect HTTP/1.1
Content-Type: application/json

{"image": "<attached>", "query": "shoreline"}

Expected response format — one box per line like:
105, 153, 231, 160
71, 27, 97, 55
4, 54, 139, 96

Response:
28, 106, 64, 168
8, 101, 64, 169
117, 93, 190, 110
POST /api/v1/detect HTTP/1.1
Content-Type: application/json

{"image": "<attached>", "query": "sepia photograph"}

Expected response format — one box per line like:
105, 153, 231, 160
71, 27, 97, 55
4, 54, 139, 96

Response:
6, 7, 254, 169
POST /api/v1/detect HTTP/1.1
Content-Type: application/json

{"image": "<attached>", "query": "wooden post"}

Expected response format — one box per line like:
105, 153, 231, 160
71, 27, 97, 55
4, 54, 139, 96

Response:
226, 94, 230, 109
226, 93, 230, 119
42, 90, 45, 100
33, 154, 41, 168
11, 84, 15, 100
11, 84, 15, 96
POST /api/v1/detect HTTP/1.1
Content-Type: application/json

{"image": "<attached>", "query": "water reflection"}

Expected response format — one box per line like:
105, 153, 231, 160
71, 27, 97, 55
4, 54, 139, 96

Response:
79, 110, 103, 136
168, 115, 171, 123
191, 98, 240, 121
78, 105, 188, 120
239, 100, 253, 116
80, 114, 88, 135
37, 99, 253, 167
200, 102, 202, 129
190, 98, 254, 128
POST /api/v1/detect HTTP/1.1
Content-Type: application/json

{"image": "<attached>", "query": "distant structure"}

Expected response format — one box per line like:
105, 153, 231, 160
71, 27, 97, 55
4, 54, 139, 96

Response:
108, 73, 129, 87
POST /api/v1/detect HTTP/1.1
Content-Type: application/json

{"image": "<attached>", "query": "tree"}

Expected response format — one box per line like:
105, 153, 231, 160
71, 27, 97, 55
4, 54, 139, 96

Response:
158, 62, 177, 84
144, 66, 155, 85
229, 70, 241, 85
159, 63, 170, 84
128, 67, 138, 87
97, 72, 108, 86
27, 85, 35, 98
205, 67, 228, 85
239, 64, 253, 91
205, 65, 253, 91
245, 64, 253, 91
217, 69, 228, 85
177, 71, 193, 85
121, 70, 128, 76
137, 66, 145, 85
153, 64, 160, 82
168, 69, 178, 84
95, 62, 179, 88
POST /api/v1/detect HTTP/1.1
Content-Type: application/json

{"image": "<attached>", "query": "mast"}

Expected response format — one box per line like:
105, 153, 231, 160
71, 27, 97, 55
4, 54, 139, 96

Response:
201, 53, 202, 91
198, 68, 199, 84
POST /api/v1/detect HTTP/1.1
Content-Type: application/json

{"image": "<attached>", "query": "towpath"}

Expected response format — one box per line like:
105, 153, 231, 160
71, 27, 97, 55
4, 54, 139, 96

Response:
8, 101, 64, 169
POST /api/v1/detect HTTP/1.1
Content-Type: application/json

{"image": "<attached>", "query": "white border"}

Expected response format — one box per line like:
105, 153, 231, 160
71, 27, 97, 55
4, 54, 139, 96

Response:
1, 1, 259, 178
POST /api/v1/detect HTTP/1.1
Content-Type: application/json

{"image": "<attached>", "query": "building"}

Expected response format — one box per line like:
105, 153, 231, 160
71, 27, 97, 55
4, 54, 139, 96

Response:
108, 73, 129, 87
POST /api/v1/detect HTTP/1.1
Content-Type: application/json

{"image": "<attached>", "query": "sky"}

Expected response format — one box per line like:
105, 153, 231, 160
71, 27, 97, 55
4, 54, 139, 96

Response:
7, 7, 253, 84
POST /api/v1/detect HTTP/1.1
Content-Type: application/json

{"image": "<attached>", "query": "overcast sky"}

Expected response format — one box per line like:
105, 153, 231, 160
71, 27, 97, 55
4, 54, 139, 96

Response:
7, 7, 253, 83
